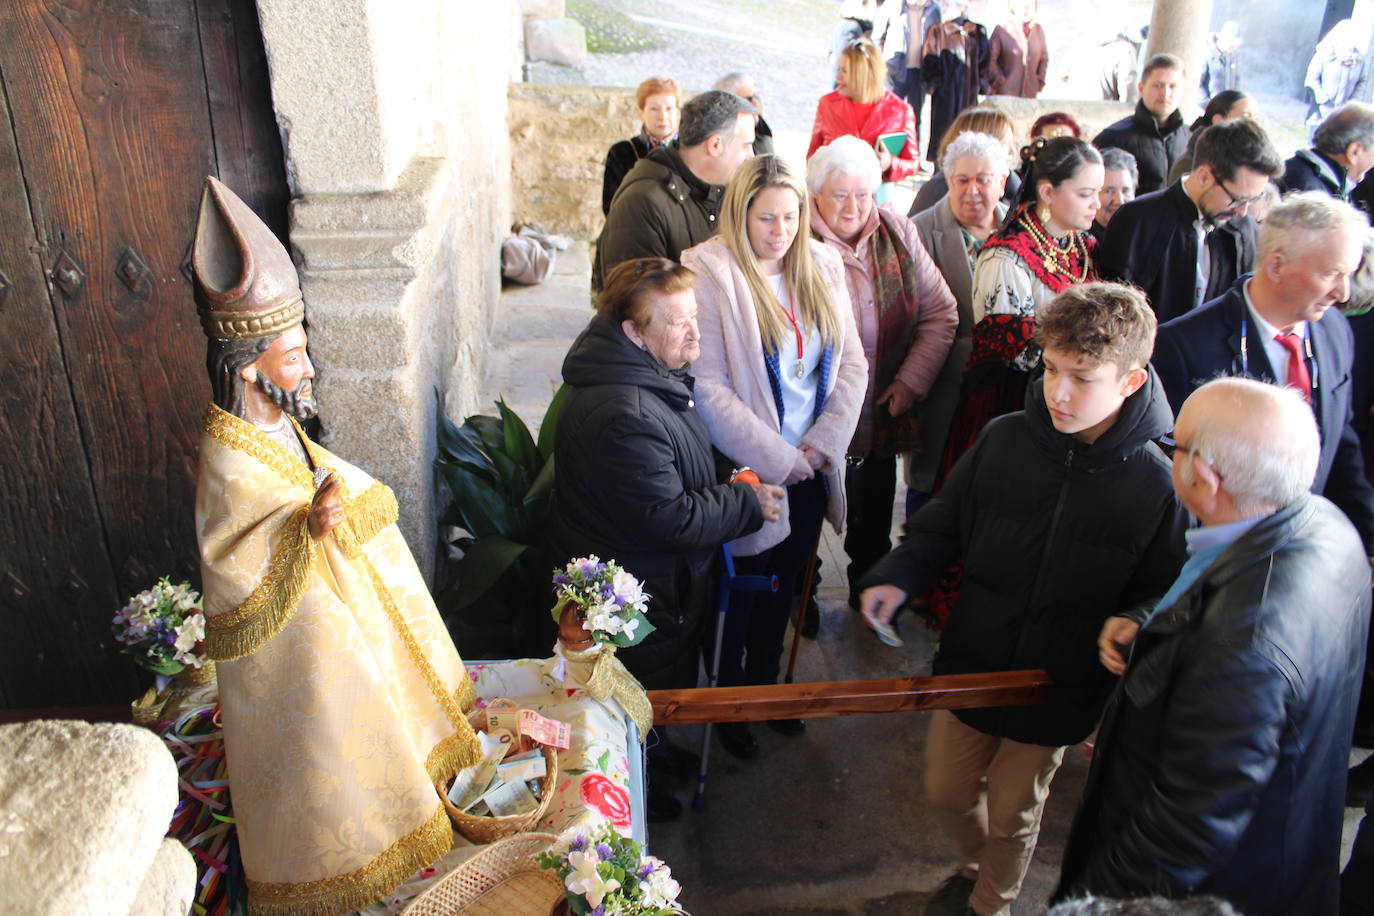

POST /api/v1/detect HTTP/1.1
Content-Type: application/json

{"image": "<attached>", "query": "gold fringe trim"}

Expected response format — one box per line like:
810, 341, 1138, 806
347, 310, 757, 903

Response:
245, 804, 453, 916
426, 726, 483, 787
361, 555, 483, 767
563, 644, 654, 739
332, 482, 398, 559
205, 507, 314, 661
457, 675, 476, 714
203, 403, 314, 492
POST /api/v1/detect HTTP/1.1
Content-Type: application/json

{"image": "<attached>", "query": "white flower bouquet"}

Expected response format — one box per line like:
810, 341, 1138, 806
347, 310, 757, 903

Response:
550, 556, 654, 649
535, 825, 686, 915
111, 577, 207, 675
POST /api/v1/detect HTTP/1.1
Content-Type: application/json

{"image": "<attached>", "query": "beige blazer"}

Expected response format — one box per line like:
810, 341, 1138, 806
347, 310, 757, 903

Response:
682, 236, 868, 556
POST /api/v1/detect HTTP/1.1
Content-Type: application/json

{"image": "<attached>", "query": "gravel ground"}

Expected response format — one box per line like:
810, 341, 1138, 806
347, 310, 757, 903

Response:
530, 0, 1309, 166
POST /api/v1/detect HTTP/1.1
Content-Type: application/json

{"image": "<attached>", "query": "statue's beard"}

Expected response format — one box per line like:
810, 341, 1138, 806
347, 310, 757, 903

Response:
256, 374, 318, 420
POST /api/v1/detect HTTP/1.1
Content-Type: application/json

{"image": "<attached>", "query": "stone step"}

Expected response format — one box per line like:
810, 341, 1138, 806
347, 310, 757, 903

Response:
479, 338, 570, 433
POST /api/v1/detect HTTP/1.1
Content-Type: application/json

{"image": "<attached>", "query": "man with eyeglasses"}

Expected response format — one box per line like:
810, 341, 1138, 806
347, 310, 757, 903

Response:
1099, 118, 1283, 323
713, 72, 774, 156
1055, 377, 1369, 916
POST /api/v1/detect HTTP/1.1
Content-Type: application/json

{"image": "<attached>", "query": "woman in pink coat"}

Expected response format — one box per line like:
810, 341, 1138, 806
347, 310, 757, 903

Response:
808, 38, 918, 205
682, 155, 867, 759
807, 136, 957, 611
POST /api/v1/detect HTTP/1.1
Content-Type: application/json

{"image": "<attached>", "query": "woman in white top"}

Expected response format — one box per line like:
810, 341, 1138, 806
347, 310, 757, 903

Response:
682, 155, 867, 758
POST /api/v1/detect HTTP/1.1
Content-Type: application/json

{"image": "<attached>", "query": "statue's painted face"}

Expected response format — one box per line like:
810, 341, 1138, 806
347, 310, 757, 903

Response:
243, 325, 318, 419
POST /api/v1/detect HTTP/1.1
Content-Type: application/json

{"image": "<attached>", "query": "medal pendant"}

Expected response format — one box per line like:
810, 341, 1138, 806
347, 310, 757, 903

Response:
794, 360, 805, 379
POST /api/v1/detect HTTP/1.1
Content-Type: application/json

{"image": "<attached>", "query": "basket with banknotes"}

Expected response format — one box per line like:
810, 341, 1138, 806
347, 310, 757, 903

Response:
443, 702, 563, 842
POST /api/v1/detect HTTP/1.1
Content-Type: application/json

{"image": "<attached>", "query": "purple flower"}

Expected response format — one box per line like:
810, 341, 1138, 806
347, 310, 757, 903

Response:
590, 908, 606, 916
638, 862, 656, 878
553, 572, 572, 587
595, 842, 613, 859
568, 832, 588, 852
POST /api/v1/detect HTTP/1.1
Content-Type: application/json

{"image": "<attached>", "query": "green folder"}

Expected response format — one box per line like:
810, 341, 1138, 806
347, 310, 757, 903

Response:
878, 132, 907, 157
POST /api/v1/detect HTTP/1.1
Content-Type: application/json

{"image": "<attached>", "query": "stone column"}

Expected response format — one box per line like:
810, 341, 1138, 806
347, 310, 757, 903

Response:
1146, 0, 1215, 105
255, 0, 516, 578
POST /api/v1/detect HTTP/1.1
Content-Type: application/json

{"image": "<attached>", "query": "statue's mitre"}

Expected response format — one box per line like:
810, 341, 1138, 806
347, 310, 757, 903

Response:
192, 176, 304, 341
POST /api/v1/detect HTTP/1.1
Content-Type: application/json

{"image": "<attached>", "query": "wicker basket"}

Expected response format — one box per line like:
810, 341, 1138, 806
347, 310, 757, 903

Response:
400, 832, 564, 916
442, 743, 559, 844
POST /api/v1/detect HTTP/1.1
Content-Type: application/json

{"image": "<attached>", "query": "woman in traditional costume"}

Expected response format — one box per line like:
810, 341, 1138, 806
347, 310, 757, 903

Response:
682, 156, 866, 759
806, 136, 956, 609
940, 136, 1103, 473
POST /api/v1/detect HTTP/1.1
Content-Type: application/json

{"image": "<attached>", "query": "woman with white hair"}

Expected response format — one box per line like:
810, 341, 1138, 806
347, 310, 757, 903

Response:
682, 155, 867, 758
808, 135, 957, 610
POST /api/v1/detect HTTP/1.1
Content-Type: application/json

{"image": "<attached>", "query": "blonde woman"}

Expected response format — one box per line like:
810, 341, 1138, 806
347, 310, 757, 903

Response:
808, 38, 918, 204
682, 156, 867, 758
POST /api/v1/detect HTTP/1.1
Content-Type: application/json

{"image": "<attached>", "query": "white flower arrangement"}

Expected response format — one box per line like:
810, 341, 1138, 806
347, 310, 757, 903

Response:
111, 578, 207, 675
536, 825, 686, 915
551, 557, 655, 649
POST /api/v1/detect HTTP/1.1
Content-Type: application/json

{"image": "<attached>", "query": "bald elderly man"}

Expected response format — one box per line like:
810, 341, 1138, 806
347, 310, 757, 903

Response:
1055, 378, 1371, 916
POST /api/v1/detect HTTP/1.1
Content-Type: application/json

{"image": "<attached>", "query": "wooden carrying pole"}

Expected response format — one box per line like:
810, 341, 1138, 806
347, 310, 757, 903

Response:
648, 669, 1051, 725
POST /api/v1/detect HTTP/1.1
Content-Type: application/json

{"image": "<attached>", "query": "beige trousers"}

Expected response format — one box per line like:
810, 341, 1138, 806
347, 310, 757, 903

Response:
924, 709, 1067, 916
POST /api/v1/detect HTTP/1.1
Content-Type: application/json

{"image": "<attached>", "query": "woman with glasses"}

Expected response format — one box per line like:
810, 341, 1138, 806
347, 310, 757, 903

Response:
807, 136, 957, 611
808, 38, 918, 205
682, 155, 866, 758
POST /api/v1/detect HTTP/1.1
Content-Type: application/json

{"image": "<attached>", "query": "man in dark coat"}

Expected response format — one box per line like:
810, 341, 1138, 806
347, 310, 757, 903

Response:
1099, 118, 1283, 323
1055, 378, 1371, 916
593, 90, 756, 291
1151, 192, 1374, 554
1283, 100, 1374, 202
550, 258, 780, 820
861, 284, 1187, 916
1092, 53, 1190, 194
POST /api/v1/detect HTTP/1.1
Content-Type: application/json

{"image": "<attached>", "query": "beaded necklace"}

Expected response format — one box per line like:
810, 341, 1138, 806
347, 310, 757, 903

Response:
1017, 209, 1091, 284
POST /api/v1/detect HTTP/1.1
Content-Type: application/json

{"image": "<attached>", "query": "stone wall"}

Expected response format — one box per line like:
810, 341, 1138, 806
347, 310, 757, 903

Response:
985, 96, 1135, 150
509, 82, 642, 242
257, 0, 519, 578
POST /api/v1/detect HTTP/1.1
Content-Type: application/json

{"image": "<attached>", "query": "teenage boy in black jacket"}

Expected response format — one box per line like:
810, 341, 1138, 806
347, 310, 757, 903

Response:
860, 282, 1187, 916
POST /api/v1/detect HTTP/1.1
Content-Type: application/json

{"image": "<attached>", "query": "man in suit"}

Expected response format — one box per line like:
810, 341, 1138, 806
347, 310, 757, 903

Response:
1099, 118, 1283, 323
1284, 101, 1374, 202
1152, 191, 1374, 555
907, 129, 1009, 507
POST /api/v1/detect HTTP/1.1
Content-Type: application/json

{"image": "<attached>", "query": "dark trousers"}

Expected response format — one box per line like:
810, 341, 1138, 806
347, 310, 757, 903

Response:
712, 479, 826, 688
1343, 789, 1374, 915
904, 69, 928, 140
844, 454, 897, 604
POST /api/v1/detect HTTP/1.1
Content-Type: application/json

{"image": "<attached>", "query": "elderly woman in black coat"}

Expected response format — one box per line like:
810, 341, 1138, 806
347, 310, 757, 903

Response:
549, 257, 783, 821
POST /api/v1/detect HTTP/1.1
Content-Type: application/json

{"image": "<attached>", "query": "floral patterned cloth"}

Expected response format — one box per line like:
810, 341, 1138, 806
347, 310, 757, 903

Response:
361, 654, 641, 915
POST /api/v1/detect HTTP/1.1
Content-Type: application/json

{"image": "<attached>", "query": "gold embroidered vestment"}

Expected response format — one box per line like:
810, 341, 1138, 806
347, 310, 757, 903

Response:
195, 404, 480, 916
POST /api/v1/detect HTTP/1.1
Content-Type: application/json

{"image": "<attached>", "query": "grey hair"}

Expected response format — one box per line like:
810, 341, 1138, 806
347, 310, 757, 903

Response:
1186, 379, 1319, 516
941, 131, 1011, 177
679, 89, 756, 149
1258, 191, 1368, 262
1313, 101, 1374, 157
713, 71, 753, 95
1048, 895, 1240, 915
1099, 147, 1139, 185
1344, 227, 1374, 315
806, 135, 882, 195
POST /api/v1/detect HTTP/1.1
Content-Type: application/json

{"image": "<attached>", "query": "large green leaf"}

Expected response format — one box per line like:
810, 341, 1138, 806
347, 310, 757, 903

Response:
438, 460, 520, 538
536, 383, 571, 460
498, 399, 543, 478
436, 415, 498, 482
487, 446, 530, 499
466, 414, 506, 455
524, 452, 556, 505
450, 536, 529, 609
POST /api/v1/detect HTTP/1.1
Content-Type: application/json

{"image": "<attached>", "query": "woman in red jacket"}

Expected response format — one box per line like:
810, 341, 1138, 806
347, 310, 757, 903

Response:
808, 38, 918, 205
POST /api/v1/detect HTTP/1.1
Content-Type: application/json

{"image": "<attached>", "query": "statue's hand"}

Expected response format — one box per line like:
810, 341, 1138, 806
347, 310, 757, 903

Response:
308, 473, 344, 539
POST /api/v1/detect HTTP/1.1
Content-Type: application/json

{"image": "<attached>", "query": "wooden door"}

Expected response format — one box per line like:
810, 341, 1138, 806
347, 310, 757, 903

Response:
0, 0, 286, 708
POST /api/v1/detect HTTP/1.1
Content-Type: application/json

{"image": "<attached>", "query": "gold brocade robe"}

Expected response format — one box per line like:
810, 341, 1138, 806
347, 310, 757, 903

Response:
195, 404, 481, 916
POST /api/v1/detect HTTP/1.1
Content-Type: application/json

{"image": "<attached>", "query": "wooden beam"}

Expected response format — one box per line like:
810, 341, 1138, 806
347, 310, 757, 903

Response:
648, 670, 1051, 725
